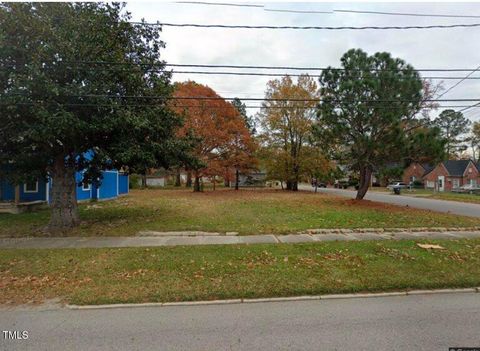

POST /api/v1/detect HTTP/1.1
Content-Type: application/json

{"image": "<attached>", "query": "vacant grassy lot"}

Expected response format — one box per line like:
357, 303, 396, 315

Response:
1, 188, 480, 237
1, 239, 480, 305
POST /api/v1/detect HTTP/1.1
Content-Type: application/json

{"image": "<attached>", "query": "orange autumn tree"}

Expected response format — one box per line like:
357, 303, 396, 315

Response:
172, 81, 257, 191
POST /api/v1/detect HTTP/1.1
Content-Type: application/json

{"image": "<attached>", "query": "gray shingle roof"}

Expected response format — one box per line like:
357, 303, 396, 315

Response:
442, 160, 472, 176
421, 163, 434, 176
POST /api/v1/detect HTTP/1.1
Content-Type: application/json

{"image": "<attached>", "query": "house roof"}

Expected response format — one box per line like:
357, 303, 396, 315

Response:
442, 160, 473, 176
421, 163, 435, 176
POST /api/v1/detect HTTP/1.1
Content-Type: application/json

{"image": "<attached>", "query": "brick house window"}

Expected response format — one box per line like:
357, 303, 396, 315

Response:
452, 179, 460, 189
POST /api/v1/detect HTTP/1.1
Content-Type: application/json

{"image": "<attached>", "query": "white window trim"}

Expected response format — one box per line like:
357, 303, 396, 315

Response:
82, 182, 91, 191
24, 181, 38, 193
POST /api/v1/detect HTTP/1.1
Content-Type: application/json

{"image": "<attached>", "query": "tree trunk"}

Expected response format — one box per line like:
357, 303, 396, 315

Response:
186, 171, 192, 188
14, 185, 20, 205
47, 157, 80, 232
141, 173, 147, 189
193, 172, 201, 192
292, 163, 299, 192
212, 177, 216, 191
174, 168, 181, 187
224, 167, 230, 187
235, 168, 239, 190
356, 166, 372, 200
286, 181, 291, 190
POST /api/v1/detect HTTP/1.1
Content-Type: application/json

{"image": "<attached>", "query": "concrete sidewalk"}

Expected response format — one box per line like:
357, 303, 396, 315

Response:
1, 230, 480, 249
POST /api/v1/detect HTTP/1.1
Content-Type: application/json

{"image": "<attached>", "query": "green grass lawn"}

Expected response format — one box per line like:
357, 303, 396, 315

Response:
401, 189, 480, 204
2, 239, 480, 305
1, 188, 479, 237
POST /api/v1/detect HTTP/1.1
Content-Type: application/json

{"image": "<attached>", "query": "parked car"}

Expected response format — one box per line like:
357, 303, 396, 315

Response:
387, 181, 408, 191
335, 181, 349, 189
452, 184, 480, 194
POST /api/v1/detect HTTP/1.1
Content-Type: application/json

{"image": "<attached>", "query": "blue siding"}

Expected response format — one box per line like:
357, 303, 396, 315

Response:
20, 180, 47, 202
1, 179, 47, 202
1, 168, 125, 205
76, 171, 92, 201
98, 171, 118, 199
118, 174, 129, 194
1, 179, 15, 201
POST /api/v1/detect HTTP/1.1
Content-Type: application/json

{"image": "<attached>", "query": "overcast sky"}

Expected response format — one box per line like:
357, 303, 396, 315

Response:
127, 1, 480, 122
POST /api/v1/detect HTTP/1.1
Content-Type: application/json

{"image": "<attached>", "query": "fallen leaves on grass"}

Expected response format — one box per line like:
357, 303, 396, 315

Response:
115, 269, 150, 280
417, 244, 445, 250
377, 246, 416, 261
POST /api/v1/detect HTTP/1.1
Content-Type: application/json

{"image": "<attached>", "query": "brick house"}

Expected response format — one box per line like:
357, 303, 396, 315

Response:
402, 162, 434, 185
422, 160, 480, 192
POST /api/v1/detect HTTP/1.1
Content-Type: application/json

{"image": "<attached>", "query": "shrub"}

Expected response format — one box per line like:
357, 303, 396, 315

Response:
129, 174, 141, 189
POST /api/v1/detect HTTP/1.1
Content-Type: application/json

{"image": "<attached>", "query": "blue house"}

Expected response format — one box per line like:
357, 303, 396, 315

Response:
0, 170, 129, 214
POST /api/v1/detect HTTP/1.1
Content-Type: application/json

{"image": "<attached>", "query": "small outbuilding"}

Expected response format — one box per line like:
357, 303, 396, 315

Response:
0, 170, 129, 214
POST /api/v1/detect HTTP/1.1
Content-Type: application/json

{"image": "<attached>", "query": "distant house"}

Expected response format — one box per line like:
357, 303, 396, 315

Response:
402, 162, 434, 185
422, 160, 479, 192
229, 172, 266, 188
0, 170, 129, 214
136, 169, 169, 188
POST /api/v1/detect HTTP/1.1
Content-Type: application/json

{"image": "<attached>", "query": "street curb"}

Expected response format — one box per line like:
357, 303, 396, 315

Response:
66, 288, 479, 310
319, 292, 406, 299
405, 288, 476, 295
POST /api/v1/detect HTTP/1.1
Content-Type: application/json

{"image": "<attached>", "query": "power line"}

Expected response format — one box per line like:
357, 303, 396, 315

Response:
175, 1, 264, 8
172, 2, 480, 18
333, 9, 480, 19
437, 64, 480, 99
264, 9, 331, 14
133, 21, 480, 30
0, 102, 474, 109
457, 101, 480, 113
155, 63, 480, 73
4, 94, 480, 102
6, 61, 480, 73
170, 70, 480, 80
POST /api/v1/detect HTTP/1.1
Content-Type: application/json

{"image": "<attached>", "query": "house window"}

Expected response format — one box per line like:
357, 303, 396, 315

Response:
24, 181, 38, 193
452, 179, 460, 189
470, 179, 477, 186
426, 181, 434, 188
82, 182, 91, 191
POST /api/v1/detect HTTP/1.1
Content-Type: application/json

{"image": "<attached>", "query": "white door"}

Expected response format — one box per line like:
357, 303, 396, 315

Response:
438, 176, 445, 192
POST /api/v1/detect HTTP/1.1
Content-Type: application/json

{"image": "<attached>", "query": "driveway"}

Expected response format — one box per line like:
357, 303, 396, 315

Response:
302, 185, 480, 218
2, 293, 479, 350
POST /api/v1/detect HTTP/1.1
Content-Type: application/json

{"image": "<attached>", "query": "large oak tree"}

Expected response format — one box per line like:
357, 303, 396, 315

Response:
0, 3, 182, 231
172, 81, 256, 191
259, 75, 320, 191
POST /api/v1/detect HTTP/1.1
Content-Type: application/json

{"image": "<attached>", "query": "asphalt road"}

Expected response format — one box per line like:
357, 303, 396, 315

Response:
303, 185, 480, 218
1, 293, 480, 351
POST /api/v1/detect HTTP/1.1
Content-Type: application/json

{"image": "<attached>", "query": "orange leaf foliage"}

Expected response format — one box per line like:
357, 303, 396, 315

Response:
172, 81, 257, 178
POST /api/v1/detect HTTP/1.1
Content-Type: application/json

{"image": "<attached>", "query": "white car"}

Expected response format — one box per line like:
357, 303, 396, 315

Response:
386, 181, 408, 191
452, 184, 480, 194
